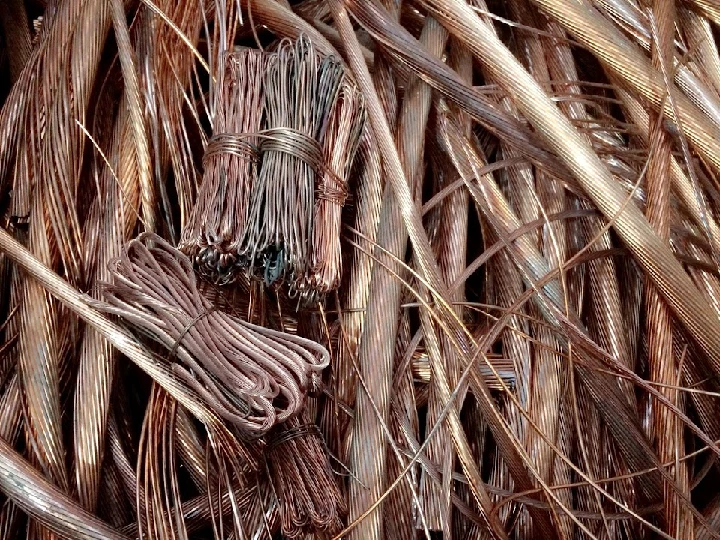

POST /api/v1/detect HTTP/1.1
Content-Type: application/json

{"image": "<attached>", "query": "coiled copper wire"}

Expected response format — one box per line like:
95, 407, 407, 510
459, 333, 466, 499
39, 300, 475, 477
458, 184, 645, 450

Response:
99, 233, 329, 438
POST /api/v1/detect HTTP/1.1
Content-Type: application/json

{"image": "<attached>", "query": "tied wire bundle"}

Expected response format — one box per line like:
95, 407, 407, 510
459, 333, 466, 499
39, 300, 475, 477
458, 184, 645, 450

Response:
241, 37, 342, 296
180, 35, 365, 303
98, 233, 329, 437
179, 48, 265, 285
266, 417, 347, 538
310, 79, 366, 298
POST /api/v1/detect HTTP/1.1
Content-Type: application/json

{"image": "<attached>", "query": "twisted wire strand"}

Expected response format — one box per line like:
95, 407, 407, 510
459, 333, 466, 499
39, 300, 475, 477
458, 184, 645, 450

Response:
266, 417, 347, 538
99, 233, 329, 438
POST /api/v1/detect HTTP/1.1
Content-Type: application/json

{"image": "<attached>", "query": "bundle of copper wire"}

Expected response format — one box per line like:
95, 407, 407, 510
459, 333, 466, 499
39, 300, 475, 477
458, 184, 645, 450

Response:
266, 417, 347, 537
179, 48, 265, 285
6, 0, 720, 538
310, 78, 366, 298
181, 35, 365, 303
99, 233, 329, 437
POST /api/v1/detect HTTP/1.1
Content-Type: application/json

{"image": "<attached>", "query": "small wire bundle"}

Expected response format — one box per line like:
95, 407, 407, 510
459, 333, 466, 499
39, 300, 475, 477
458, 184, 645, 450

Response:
266, 417, 346, 537
309, 78, 366, 299
179, 49, 265, 285
99, 233, 329, 437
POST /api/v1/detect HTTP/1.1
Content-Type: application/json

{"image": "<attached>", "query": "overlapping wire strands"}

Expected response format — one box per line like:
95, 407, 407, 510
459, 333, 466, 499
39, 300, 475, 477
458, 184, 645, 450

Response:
5, 0, 720, 539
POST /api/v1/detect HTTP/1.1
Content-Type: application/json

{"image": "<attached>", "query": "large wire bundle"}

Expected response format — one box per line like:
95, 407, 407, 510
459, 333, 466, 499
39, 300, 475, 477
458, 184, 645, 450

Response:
181, 35, 365, 303
99, 233, 329, 437
5, 0, 720, 539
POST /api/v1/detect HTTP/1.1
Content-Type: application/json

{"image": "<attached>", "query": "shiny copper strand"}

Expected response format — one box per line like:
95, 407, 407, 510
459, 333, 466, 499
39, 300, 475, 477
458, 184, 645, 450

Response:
99, 233, 329, 437
542, 20, 589, 539
384, 308, 419, 540
137, 384, 189, 540
74, 99, 142, 514
266, 417, 346, 537
120, 477, 277, 538
540, 16, 640, 536
395, 18, 454, 535
341, 0, 403, 534
333, 129, 382, 454
179, 48, 266, 284
507, 2, 571, 536
417, 35, 473, 540
462, 2, 532, 531
345, 12, 440, 540
643, 1, 691, 535
14, 3, 112, 524
137, 0, 208, 237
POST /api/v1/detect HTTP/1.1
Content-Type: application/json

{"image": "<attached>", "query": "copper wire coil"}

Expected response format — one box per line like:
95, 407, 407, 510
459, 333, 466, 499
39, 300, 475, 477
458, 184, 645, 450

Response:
99, 233, 329, 438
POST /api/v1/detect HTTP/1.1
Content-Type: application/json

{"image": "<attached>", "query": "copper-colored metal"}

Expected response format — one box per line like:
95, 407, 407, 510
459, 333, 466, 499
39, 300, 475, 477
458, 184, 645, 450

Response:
266, 417, 347, 537
101, 233, 329, 437
180, 48, 266, 284
182, 37, 364, 304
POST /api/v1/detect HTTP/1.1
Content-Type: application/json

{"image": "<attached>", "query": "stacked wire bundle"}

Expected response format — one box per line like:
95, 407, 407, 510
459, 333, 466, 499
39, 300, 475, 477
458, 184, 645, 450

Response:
99, 234, 329, 437
266, 418, 347, 537
180, 35, 365, 303
179, 49, 265, 285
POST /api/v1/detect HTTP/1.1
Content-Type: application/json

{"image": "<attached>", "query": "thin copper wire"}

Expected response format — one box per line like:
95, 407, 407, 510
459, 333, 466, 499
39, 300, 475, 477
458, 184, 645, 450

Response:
179, 48, 266, 284
184, 36, 363, 303
310, 79, 366, 297
240, 37, 348, 302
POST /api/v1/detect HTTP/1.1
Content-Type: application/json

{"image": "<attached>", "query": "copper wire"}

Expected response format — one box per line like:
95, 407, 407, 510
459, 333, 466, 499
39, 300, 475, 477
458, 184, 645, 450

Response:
179, 48, 266, 285
183, 36, 363, 303
310, 78, 366, 298
99, 233, 329, 437
242, 38, 340, 300
266, 417, 347, 537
